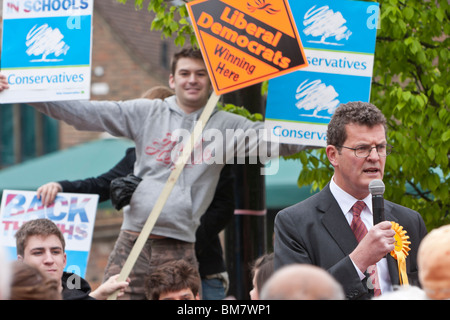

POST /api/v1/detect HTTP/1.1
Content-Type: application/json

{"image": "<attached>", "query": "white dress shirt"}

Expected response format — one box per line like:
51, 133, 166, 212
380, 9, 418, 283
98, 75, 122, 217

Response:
330, 177, 393, 294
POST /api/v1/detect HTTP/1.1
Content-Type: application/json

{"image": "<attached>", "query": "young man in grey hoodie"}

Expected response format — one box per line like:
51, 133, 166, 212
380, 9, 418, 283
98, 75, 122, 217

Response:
0, 48, 309, 299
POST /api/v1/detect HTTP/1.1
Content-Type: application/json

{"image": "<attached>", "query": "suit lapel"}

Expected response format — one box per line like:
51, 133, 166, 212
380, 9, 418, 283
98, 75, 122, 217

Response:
319, 185, 359, 256
385, 203, 400, 285
387, 254, 400, 285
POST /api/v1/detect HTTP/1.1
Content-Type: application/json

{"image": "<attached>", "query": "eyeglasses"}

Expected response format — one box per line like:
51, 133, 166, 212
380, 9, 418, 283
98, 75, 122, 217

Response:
336, 144, 393, 158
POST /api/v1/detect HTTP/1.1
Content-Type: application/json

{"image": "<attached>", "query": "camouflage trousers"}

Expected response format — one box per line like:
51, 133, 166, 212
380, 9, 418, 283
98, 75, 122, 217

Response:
103, 230, 198, 300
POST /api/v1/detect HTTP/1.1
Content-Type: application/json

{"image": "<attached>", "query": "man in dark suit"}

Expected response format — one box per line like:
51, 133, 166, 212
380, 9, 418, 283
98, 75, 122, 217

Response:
274, 101, 427, 300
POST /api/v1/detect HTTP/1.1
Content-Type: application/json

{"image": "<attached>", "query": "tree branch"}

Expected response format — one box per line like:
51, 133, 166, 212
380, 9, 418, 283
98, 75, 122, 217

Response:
406, 180, 433, 202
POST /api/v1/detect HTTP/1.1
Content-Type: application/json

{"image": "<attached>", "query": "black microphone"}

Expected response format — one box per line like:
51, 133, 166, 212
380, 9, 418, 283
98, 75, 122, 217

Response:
369, 179, 385, 225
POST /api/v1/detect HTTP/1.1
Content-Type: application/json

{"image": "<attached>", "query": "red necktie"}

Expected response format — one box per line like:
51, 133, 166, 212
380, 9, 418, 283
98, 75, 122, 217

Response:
350, 201, 382, 296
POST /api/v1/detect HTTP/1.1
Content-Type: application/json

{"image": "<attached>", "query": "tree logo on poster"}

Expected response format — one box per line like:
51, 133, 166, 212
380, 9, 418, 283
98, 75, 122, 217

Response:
295, 79, 340, 119
303, 5, 352, 46
26, 23, 70, 62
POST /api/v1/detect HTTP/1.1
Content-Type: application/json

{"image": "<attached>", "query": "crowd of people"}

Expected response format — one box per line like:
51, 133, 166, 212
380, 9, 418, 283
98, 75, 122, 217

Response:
0, 47, 448, 301
1, 220, 449, 301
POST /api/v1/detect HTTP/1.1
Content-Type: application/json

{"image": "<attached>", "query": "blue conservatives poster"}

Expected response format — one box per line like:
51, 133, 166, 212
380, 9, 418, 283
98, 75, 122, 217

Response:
265, 0, 379, 147
0, 0, 93, 103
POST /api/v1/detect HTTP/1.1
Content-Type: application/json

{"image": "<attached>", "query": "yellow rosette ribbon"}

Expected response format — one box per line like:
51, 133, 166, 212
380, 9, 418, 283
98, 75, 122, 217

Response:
390, 221, 411, 285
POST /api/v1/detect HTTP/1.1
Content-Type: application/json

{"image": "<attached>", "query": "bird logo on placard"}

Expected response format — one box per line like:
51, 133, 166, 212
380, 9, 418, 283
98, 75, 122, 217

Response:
247, 0, 280, 15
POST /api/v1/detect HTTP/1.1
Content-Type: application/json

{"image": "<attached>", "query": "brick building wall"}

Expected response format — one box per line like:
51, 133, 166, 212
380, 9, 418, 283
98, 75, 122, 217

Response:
60, 1, 177, 149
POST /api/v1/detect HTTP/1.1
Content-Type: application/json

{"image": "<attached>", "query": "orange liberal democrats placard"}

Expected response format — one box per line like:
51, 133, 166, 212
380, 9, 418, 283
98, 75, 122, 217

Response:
186, 0, 308, 95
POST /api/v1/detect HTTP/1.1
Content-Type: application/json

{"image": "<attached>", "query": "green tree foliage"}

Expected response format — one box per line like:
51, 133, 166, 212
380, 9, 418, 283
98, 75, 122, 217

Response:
117, 0, 196, 47
121, 0, 449, 230
373, 0, 449, 230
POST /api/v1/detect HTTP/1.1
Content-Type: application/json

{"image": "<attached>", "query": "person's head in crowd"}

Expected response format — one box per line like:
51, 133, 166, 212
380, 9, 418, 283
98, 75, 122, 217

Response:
15, 219, 129, 300
15, 219, 67, 286
145, 259, 201, 300
141, 85, 174, 100
168, 47, 212, 113
326, 101, 388, 199
250, 252, 274, 300
10, 261, 61, 300
0, 246, 11, 300
418, 224, 450, 300
260, 264, 345, 300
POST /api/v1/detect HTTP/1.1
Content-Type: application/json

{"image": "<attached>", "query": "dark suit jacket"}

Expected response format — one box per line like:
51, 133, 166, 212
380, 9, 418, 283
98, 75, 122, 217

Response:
274, 183, 427, 300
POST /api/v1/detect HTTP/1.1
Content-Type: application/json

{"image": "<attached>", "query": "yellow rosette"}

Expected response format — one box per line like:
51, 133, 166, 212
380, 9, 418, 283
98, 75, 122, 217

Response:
390, 221, 411, 285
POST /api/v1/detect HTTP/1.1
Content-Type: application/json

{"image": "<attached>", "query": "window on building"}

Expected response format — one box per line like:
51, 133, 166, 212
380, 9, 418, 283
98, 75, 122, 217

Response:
161, 41, 169, 70
0, 103, 59, 168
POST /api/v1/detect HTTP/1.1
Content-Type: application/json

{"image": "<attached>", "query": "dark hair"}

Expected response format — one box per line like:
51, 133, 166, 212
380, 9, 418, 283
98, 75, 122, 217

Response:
10, 261, 61, 300
170, 47, 204, 75
252, 253, 274, 295
145, 259, 200, 300
141, 86, 174, 99
15, 219, 65, 256
327, 101, 387, 148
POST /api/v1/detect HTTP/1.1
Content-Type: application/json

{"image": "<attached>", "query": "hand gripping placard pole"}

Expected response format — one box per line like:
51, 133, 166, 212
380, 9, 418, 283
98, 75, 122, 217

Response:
108, 92, 220, 300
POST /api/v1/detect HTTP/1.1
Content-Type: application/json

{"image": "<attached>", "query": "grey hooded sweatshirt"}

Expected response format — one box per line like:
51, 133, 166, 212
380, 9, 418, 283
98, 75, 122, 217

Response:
32, 96, 305, 242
